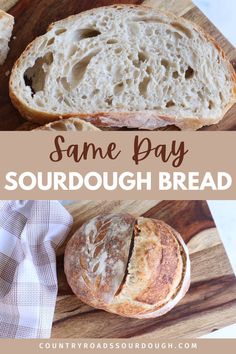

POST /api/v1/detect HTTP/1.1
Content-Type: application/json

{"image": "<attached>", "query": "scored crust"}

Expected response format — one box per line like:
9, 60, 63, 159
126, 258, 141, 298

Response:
64, 214, 191, 318
64, 214, 136, 306
9, 4, 236, 130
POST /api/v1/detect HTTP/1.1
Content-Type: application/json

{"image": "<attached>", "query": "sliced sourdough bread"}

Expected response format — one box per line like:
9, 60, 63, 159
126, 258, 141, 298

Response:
0, 10, 14, 65
9, 5, 236, 130
35, 117, 100, 131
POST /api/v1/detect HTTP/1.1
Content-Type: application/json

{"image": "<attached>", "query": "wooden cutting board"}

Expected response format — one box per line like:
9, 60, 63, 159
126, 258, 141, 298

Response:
0, 0, 236, 131
52, 200, 236, 338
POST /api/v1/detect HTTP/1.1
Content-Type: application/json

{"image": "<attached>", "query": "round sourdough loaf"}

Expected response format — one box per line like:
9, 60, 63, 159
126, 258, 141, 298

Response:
64, 214, 190, 318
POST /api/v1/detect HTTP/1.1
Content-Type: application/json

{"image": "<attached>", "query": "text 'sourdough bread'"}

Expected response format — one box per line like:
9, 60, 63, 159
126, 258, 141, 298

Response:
9, 5, 236, 130
0, 10, 14, 65
64, 214, 191, 318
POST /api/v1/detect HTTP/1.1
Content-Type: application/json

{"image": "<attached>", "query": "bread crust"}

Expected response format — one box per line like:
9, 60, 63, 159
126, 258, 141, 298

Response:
34, 117, 101, 131
0, 10, 14, 65
0, 9, 13, 22
9, 4, 236, 130
64, 214, 136, 307
64, 215, 190, 319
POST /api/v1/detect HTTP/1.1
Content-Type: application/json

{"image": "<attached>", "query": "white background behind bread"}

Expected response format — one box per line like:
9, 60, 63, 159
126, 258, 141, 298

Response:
205, 201, 236, 338
194, 0, 236, 337
194, 0, 236, 47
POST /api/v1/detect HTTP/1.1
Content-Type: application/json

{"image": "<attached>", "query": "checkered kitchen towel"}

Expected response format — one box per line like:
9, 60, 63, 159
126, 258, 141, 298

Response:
0, 200, 73, 338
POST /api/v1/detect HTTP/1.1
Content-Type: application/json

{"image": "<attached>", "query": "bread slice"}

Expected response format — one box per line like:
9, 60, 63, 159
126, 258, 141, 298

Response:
0, 10, 14, 65
9, 5, 236, 130
35, 117, 100, 131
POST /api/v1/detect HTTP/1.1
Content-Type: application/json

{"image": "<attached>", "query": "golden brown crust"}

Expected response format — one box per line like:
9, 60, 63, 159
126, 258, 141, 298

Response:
106, 218, 188, 318
132, 219, 183, 305
64, 214, 136, 307
0, 9, 14, 21
64, 214, 190, 319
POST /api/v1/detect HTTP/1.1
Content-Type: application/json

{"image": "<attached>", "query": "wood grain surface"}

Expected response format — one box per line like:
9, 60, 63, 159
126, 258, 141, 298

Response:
0, 0, 235, 131
0, 0, 18, 11
52, 200, 236, 338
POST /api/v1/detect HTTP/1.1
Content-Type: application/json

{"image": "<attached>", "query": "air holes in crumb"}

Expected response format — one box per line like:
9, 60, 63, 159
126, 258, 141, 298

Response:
24, 76, 35, 97
115, 47, 122, 54
171, 22, 192, 38
105, 97, 113, 106
161, 59, 169, 69
138, 52, 147, 62
197, 91, 203, 100
136, 10, 147, 16
133, 60, 140, 68
185, 66, 194, 79
35, 99, 44, 107
133, 70, 139, 79
61, 77, 70, 91
24, 52, 53, 95
47, 37, 55, 46
208, 100, 214, 110
145, 28, 153, 36
63, 98, 71, 107
68, 46, 78, 57
131, 16, 166, 24
166, 100, 175, 108
107, 38, 118, 44
102, 16, 109, 22
69, 50, 100, 88
114, 82, 124, 95
139, 76, 150, 98
172, 71, 179, 79
173, 31, 183, 40
55, 28, 67, 35
82, 95, 87, 99
219, 92, 223, 101
72, 28, 101, 42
